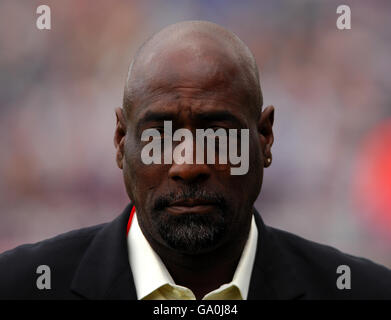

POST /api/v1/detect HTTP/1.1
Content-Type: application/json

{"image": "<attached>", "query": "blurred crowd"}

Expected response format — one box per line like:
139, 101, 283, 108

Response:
1, 0, 390, 266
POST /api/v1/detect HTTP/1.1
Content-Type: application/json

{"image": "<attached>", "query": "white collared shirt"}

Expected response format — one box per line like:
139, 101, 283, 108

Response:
127, 211, 258, 300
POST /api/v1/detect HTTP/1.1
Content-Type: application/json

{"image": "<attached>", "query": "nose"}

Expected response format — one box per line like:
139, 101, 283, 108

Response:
168, 162, 211, 183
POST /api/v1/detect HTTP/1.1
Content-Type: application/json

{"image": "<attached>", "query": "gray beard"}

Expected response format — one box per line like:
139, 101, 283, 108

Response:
152, 211, 226, 254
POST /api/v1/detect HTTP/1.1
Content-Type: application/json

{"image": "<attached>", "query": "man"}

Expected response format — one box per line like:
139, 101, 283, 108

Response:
0, 20, 390, 300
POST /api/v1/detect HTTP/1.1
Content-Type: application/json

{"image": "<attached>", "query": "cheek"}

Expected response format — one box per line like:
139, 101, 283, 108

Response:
123, 136, 165, 205
215, 141, 262, 206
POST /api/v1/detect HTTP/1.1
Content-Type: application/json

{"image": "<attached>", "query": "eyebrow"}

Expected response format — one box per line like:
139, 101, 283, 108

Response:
136, 109, 246, 134
136, 110, 177, 134
193, 110, 246, 128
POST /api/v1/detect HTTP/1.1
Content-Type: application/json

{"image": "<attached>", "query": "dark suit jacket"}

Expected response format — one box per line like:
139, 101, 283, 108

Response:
1, 203, 390, 300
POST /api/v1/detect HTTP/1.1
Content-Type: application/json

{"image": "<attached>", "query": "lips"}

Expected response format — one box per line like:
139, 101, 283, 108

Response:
165, 199, 219, 215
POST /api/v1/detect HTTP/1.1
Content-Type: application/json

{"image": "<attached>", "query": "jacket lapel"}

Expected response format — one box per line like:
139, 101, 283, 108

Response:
248, 209, 306, 300
70, 203, 137, 299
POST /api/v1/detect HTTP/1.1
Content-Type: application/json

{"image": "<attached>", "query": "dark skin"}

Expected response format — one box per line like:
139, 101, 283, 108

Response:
114, 21, 274, 299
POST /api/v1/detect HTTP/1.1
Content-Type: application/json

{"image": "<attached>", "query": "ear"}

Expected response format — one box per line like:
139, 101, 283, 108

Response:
114, 107, 127, 169
258, 105, 274, 168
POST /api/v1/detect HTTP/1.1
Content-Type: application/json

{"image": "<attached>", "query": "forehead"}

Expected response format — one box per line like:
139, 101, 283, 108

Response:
128, 44, 256, 123
125, 27, 262, 125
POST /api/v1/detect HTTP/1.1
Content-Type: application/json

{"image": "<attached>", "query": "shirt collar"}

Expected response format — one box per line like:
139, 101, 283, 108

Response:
127, 211, 258, 300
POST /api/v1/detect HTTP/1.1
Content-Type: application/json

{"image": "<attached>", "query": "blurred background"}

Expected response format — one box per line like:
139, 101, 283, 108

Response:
1, 0, 390, 267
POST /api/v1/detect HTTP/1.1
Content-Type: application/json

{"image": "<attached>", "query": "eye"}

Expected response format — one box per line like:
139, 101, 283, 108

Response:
155, 127, 164, 134
140, 126, 165, 142
148, 126, 165, 138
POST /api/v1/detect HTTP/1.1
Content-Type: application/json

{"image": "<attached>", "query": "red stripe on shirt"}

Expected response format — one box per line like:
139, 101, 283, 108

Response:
126, 205, 136, 236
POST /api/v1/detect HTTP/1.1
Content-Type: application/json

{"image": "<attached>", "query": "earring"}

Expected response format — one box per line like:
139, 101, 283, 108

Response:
267, 158, 271, 164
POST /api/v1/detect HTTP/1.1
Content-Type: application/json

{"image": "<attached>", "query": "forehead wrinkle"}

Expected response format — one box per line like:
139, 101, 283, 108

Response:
131, 59, 252, 120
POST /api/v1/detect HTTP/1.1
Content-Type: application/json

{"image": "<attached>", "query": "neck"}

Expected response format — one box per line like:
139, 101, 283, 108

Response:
165, 251, 242, 299
146, 225, 250, 299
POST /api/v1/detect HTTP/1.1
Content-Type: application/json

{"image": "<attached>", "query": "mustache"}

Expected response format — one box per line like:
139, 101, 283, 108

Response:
153, 186, 227, 211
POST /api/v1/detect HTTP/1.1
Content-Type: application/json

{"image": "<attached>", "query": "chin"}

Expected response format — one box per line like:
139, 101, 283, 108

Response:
153, 210, 227, 254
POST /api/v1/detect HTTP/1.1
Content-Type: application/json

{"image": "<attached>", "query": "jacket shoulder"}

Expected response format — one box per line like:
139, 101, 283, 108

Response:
268, 226, 391, 299
0, 223, 106, 299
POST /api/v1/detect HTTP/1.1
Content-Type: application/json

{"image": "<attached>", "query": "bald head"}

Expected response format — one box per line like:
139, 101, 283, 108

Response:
122, 21, 262, 120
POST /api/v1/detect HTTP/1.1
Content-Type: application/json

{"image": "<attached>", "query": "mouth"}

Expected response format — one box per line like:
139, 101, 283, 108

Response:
165, 199, 219, 215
